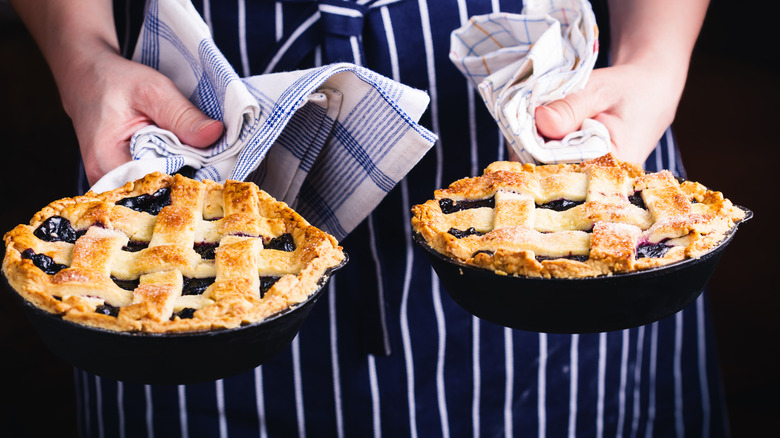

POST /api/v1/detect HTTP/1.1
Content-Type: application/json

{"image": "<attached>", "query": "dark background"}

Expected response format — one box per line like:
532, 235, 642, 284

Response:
1, 0, 777, 436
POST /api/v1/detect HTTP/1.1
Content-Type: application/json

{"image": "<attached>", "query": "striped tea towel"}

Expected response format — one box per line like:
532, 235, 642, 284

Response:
449, 0, 609, 164
92, 0, 436, 240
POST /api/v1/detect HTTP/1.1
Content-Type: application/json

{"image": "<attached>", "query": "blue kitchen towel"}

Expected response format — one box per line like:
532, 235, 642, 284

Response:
92, 0, 436, 240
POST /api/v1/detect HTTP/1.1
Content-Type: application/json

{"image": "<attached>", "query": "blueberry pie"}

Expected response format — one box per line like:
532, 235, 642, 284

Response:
3, 172, 345, 333
411, 154, 746, 279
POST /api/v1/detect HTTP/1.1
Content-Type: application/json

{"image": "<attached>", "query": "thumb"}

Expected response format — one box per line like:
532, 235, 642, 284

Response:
534, 92, 595, 140
144, 82, 224, 148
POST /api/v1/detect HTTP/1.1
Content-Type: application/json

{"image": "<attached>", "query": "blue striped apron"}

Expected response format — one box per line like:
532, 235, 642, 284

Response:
73, 1, 728, 437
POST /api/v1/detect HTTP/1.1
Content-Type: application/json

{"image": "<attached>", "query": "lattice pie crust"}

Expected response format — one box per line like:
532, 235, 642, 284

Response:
411, 154, 745, 278
3, 172, 345, 333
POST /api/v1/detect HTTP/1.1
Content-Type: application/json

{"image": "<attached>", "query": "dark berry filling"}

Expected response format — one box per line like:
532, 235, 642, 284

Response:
636, 241, 671, 259
182, 277, 215, 296
95, 304, 120, 317
112, 277, 140, 291
259, 276, 280, 298
536, 254, 589, 263
194, 242, 219, 259
537, 199, 583, 211
116, 187, 171, 215
21, 249, 67, 275
33, 216, 82, 243
171, 308, 196, 320
266, 233, 295, 252
636, 240, 671, 259
439, 197, 495, 214
122, 241, 148, 252
629, 192, 646, 209
448, 227, 484, 239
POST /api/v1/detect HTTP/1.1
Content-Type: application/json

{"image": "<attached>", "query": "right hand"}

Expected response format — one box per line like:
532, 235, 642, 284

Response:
61, 50, 224, 185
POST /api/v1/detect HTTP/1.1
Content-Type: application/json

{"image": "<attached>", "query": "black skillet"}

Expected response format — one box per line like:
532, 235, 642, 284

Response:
414, 207, 751, 334
6, 255, 347, 385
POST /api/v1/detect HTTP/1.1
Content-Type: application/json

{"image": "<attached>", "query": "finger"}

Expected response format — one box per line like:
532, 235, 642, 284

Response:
140, 79, 224, 148
80, 138, 133, 186
534, 92, 596, 140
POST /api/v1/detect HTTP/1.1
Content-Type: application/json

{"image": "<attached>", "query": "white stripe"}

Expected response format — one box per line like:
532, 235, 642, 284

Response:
120, 0, 132, 58
400, 253, 417, 438
497, 129, 505, 161
376, 5, 398, 356
433, 275, 450, 438
319, 4, 365, 18
456, 0, 468, 23
368, 354, 382, 438
202, 0, 213, 32
238, 0, 250, 77
350, 35, 363, 66
468, 89, 478, 175
216, 380, 227, 438
665, 129, 677, 174
616, 330, 630, 438
255, 367, 268, 438
401, 195, 418, 438
696, 296, 711, 438
597, 332, 607, 438
82, 371, 91, 438
418, 4, 449, 432
275, 2, 283, 42
329, 279, 345, 438
455, 0, 478, 176
653, 142, 662, 173
645, 323, 659, 438
95, 376, 104, 438
145, 385, 154, 438
264, 12, 321, 74
568, 334, 579, 438
504, 328, 514, 438
630, 326, 645, 438
379, 7, 400, 81
292, 336, 306, 438
367, 213, 388, 346
538, 333, 547, 438
430, 260, 450, 438
178, 385, 189, 438
472, 316, 481, 438
417, 0, 441, 188
674, 311, 685, 438
73, 370, 81, 429
117, 381, 125, 438
314, 45, 322, 67
73, 371, 83, 437
371, 0, 404, 7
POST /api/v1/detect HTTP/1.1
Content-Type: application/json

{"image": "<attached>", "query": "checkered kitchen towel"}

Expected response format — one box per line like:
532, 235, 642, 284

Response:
92, 0, 436, 240
450, 0, 609, 164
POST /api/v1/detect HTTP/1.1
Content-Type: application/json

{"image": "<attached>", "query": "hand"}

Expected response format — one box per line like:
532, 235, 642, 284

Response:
534, 62, 680, 165
532, 0, 710, 166
61, 51, 224, 185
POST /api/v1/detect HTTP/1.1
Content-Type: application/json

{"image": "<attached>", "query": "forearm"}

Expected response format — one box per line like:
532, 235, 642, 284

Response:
9, 0, 119, 115
607, 0, 710, 101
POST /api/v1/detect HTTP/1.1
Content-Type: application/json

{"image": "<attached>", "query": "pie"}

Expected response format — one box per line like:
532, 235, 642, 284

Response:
411, 154, 746, 279
3, 172, 346, 333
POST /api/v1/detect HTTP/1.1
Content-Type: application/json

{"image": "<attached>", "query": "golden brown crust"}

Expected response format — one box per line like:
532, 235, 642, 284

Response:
412, 153, 747, 279
3, 172, 345, 333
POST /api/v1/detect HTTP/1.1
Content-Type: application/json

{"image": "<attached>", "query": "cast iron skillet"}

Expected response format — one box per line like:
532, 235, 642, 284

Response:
6, 255, 347, 385
414, 207, 751, 334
